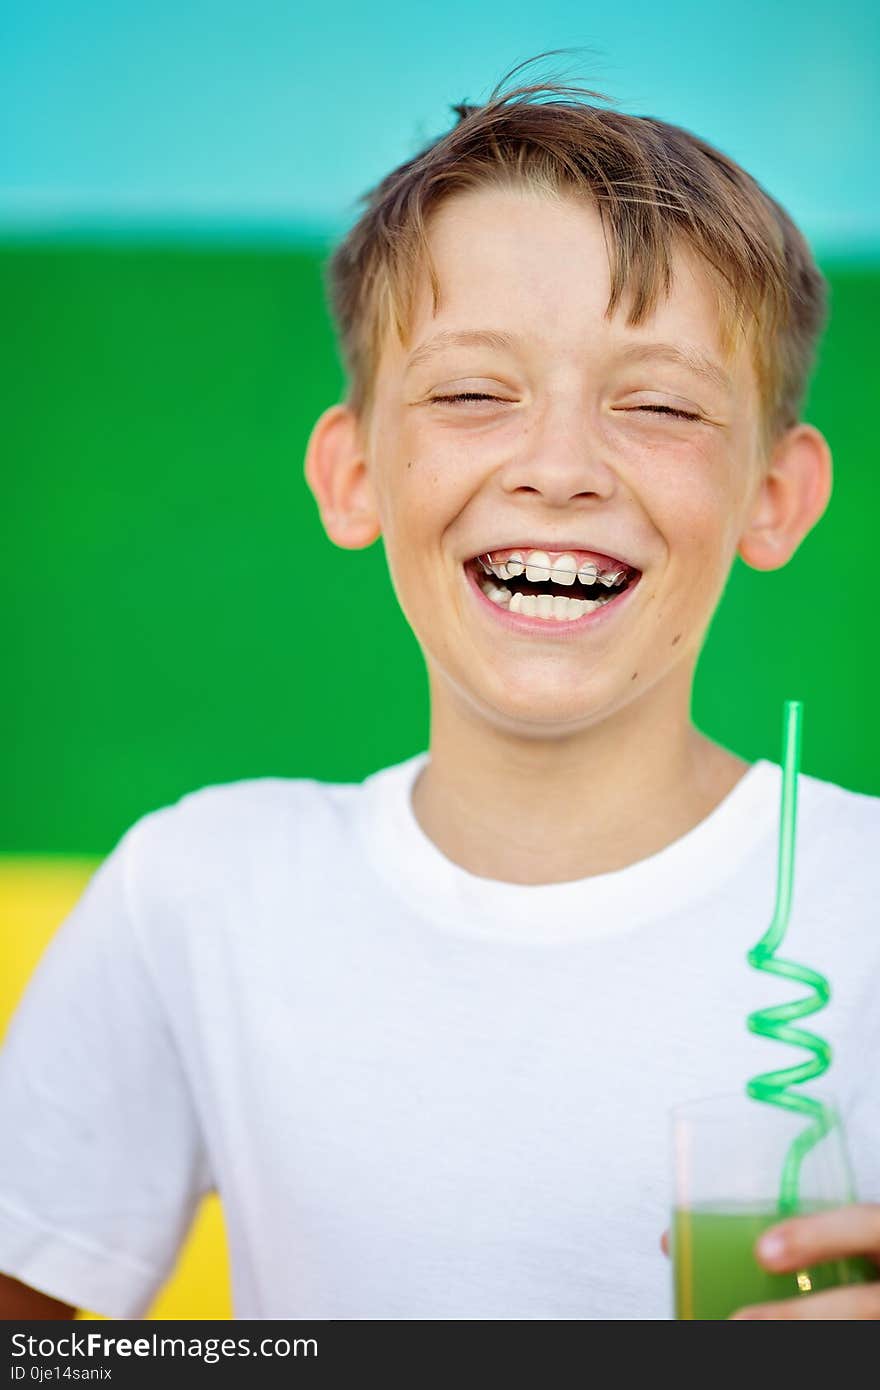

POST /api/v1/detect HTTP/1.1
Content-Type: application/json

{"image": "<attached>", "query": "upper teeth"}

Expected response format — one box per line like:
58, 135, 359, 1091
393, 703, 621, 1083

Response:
479, 550, 628, 588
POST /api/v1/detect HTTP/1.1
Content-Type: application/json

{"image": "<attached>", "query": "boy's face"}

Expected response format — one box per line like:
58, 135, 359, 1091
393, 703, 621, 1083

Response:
323, 186, 776, 737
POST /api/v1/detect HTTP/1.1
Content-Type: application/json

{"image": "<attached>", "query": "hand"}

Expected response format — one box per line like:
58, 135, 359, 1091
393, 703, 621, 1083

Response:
660, 1204, 880, 1318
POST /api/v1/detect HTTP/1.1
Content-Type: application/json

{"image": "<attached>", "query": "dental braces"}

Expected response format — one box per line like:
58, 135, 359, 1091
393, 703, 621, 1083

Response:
478, 552, 632, 587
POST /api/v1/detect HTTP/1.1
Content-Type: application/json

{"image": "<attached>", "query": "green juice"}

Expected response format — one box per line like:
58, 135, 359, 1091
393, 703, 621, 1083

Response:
673, 1202, 877, 1319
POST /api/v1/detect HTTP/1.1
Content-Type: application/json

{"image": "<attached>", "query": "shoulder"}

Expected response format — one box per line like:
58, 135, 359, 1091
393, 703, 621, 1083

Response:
141, 773, 345, 831
790, 769, 880, 939
797, 766, 880, 846
122, 773, 360, 902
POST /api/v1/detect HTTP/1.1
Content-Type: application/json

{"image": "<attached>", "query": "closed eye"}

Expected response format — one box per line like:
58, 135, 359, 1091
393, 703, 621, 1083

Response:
430, 392, 505, 405
633, 404, 702, 421
430, 394, 701, 422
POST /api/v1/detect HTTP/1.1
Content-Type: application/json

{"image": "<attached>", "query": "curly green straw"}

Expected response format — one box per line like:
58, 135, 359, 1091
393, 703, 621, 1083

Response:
745, 699, 834, 1217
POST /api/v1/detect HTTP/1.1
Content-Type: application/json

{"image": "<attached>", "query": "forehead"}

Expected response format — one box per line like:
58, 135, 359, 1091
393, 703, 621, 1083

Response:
380, 185, 750, 398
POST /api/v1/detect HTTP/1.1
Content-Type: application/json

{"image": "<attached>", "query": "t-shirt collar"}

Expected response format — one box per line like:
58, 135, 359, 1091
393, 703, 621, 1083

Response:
354, 751, 781, 944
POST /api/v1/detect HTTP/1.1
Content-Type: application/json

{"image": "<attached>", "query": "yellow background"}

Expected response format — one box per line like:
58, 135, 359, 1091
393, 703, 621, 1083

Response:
1, 857, 232, 1320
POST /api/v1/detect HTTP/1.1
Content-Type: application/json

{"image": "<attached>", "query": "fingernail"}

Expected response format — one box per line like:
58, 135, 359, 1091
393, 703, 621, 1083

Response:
758, 1231, 785, 1261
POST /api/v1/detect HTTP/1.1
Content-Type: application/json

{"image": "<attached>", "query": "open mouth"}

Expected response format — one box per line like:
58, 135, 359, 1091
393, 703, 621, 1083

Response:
464, 554, 641, 623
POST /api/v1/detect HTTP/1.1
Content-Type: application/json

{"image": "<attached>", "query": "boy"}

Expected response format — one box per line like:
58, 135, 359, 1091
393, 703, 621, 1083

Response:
1, 58, 879, 1321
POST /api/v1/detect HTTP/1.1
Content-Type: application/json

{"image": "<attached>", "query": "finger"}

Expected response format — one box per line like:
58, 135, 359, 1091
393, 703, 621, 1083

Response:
755, 1203, 880, 1271
660, 1229, 669, 1258
730, 1282, 880, 1320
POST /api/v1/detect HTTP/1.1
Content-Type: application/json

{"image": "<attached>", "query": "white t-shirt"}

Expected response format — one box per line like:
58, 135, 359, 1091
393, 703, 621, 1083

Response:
0, 752, 878, 1321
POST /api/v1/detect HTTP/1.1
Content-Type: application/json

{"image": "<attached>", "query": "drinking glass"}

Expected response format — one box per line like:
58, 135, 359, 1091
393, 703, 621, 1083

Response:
670, 1091, 877, 1319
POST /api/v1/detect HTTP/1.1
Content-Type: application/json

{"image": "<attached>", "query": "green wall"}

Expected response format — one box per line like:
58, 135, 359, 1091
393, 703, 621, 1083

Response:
3, 243, 878, 854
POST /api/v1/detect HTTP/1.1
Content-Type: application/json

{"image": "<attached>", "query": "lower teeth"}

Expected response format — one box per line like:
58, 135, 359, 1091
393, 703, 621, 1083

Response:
476, 573, 618, 620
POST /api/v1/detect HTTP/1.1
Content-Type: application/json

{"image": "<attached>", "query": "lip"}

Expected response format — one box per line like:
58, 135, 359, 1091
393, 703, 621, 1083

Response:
467, 542, 637, 569
463, 558, 642, 640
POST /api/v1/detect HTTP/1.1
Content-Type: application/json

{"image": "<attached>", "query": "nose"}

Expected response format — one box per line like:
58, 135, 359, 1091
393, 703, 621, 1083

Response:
499, 397, 618, 505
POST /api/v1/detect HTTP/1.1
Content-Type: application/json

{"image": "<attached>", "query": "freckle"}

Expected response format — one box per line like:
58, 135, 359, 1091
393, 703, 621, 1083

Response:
672, 632, 682, 645
631, 671, 638, 680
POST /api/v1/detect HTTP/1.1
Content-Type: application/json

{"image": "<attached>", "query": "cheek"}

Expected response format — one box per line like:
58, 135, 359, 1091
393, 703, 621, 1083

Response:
395, 431, 483, 522
642, 447, 739, 553
376, 452, 463, 573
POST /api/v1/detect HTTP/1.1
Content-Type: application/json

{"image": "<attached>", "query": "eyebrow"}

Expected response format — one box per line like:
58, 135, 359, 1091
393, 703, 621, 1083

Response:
405, 329, 733, 396
614, 342, 733, 396
405, 330, 520, 374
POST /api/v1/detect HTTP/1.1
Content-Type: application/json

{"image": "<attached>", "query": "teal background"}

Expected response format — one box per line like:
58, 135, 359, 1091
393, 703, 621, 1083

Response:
3, 2, 878, 254
2, 9, 879, 852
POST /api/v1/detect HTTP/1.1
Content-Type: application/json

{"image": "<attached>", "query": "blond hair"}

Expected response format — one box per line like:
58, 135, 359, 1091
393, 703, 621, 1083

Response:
324, 51, 829, 454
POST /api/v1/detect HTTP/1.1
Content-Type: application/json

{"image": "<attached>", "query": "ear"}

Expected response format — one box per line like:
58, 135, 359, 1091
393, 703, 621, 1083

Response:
737, 422, 833, 571
303, 404, 382, 551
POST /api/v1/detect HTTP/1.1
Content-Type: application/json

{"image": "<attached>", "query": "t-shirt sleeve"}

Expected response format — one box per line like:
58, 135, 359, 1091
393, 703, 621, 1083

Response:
0, 815, 213, 1319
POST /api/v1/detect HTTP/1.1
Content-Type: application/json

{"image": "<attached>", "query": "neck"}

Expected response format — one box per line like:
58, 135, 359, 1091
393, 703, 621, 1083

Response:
411, 669, 751, 886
